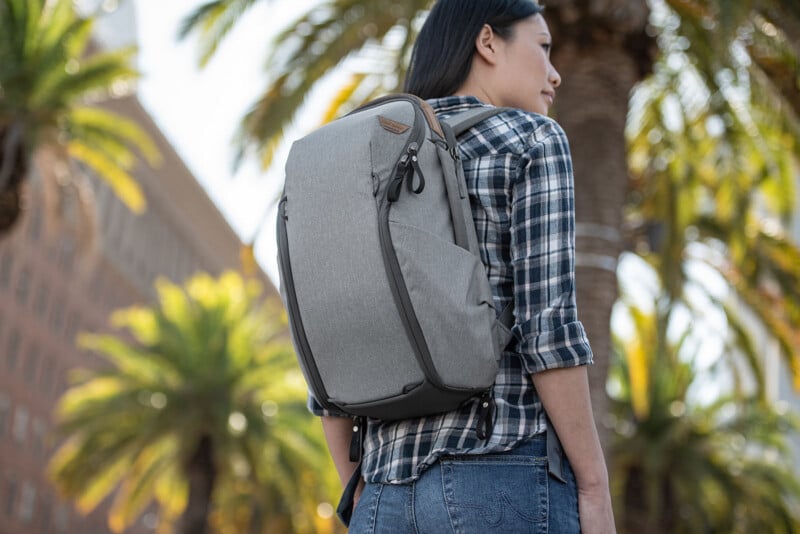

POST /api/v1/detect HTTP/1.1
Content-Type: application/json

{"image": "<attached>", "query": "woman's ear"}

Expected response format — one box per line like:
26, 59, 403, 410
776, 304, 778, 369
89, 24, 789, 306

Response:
474, 24, 499, 65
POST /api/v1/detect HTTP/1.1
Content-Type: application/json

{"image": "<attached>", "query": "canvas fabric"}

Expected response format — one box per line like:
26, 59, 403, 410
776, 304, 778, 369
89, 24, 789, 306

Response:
277, 94, 513, 421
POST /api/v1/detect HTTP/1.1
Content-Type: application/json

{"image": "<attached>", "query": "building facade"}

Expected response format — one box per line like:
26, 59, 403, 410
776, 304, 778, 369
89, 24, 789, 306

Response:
0, 55, 274, 534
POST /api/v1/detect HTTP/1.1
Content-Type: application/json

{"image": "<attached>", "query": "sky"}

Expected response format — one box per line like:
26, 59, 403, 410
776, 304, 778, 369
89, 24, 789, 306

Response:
127, 0, 314, 284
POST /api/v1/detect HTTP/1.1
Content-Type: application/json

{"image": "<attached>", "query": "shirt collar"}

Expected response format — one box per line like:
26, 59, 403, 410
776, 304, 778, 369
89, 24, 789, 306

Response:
426, 95, 493, 115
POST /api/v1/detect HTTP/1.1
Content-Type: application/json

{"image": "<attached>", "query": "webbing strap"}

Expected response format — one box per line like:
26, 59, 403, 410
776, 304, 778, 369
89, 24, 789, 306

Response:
444, 106, 512, 136
348, 416, 364, 462
498, 301, 515, 331
336, 460, 362, 527
546, 419, 567, 483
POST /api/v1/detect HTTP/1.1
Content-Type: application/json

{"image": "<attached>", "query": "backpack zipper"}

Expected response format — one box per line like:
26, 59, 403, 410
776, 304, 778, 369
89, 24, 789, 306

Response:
378, 197, 448, 391
276, 197, 337, 412
375, 99, 460, 393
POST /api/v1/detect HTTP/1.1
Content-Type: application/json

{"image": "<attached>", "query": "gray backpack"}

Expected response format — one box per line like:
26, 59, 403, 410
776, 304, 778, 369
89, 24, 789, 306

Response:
277, 94, 513, 433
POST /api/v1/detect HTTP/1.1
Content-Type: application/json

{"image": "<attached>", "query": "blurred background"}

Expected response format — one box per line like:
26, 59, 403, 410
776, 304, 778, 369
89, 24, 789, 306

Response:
0, 0, 798, 532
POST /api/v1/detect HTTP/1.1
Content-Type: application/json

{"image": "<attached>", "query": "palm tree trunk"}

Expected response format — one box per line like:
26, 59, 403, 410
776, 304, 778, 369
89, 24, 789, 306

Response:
546, 1, 654, 450
554, 45, 638, 447
623, 465, 648, 532
0, 124, 27, 236
182, 434, 216, 534
622, 465, 678, 534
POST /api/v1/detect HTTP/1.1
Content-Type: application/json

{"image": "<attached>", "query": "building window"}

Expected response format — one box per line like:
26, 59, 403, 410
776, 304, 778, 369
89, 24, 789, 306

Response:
12, 405, 28, 444
64, 312, 80, 343
58, 238, 75, 272
0, 393, 9, 438
46, 238, 58, 263
14, 266, 30, 306
96, 180, 111, 225
39, 495, 51, 532
90, 271, 104, 302
41, 362, 54, 398
31, 418, 46, 458
56, 369, 69, 398
6, 330, 20, 373
0, 252, 11, 289
137, 256, 147, 282
19, 481, 35, 522
104, 195, 120, 250
24, 344, 39, 385
50, 297, 65, 335
4, 478, 16, 517
34, 282, 49, 317
27, 208, 42, 242
54, 502, 69, 532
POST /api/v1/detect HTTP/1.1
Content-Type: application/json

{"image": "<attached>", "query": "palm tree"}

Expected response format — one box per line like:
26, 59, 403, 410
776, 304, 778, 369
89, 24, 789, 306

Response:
609, 5, 800, 527
0, 0, 159, 237
625, 0, 800, 384
610, 284, 800, 533
179, 0, 800, 443
49, 271, 340, 534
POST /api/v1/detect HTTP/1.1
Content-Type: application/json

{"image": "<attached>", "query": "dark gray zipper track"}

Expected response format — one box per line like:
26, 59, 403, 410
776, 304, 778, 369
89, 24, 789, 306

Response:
277, 197, 337, 412
368, 97, 450, 392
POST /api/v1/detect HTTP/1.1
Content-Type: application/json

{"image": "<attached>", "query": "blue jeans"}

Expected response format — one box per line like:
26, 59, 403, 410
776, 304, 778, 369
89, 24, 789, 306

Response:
348, 436, 580, 533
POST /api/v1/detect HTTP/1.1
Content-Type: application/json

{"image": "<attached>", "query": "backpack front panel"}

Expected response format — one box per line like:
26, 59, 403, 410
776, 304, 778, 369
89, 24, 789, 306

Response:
282, 103, 425, 407
279, 95, 505, 420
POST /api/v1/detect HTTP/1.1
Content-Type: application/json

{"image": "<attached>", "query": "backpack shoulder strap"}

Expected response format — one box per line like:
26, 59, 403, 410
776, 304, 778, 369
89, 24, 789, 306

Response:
443, 107, 512, 136
441, 106, 519, 335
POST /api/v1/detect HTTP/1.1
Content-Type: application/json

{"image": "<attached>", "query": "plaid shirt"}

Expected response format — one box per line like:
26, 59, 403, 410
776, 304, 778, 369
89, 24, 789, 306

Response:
309, 95, 593, 484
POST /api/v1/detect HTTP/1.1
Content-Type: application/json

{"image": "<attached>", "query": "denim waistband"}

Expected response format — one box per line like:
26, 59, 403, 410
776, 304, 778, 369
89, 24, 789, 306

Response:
440, 434, 547, 462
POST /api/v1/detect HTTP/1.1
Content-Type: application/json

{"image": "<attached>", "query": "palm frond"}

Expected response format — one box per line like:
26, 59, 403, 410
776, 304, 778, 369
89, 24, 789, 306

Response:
67, 140, 146, 214
233, 0, 427, 169
178, 0, 263, 67
108, 442, 176, 532
320, 72, 368, 124
69, 107, 161, 166
78, 333, 181, 385
48, 436, 132, 508
33, 47, 138, 108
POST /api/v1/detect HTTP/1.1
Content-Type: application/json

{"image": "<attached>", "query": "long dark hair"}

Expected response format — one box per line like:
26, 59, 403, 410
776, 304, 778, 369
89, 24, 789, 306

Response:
404, 0, 543, 99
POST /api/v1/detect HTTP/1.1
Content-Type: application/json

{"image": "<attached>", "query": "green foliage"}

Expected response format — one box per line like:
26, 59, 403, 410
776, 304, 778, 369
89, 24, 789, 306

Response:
611, 287, 800, 533
0, 0, 159, 232
626, 0, 800, 387
49, 271, 339, 534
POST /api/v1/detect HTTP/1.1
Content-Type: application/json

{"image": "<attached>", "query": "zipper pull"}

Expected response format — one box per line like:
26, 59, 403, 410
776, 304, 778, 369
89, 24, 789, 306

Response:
388, 143, 420, 202
475, 391, 495, 441
407, 144, 425, 195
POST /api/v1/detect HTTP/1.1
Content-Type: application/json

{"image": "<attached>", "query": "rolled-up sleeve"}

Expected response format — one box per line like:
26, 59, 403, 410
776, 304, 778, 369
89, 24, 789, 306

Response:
510, 119, 594, 374
307, 390, 350, 418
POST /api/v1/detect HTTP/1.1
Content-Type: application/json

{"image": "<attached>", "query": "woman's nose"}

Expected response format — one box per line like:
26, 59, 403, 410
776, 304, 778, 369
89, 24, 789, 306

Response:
550, 64, 561, 88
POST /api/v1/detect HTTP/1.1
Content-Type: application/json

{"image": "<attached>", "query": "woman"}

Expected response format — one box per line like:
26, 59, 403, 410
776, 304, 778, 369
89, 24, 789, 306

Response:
314, 1, 615, 531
